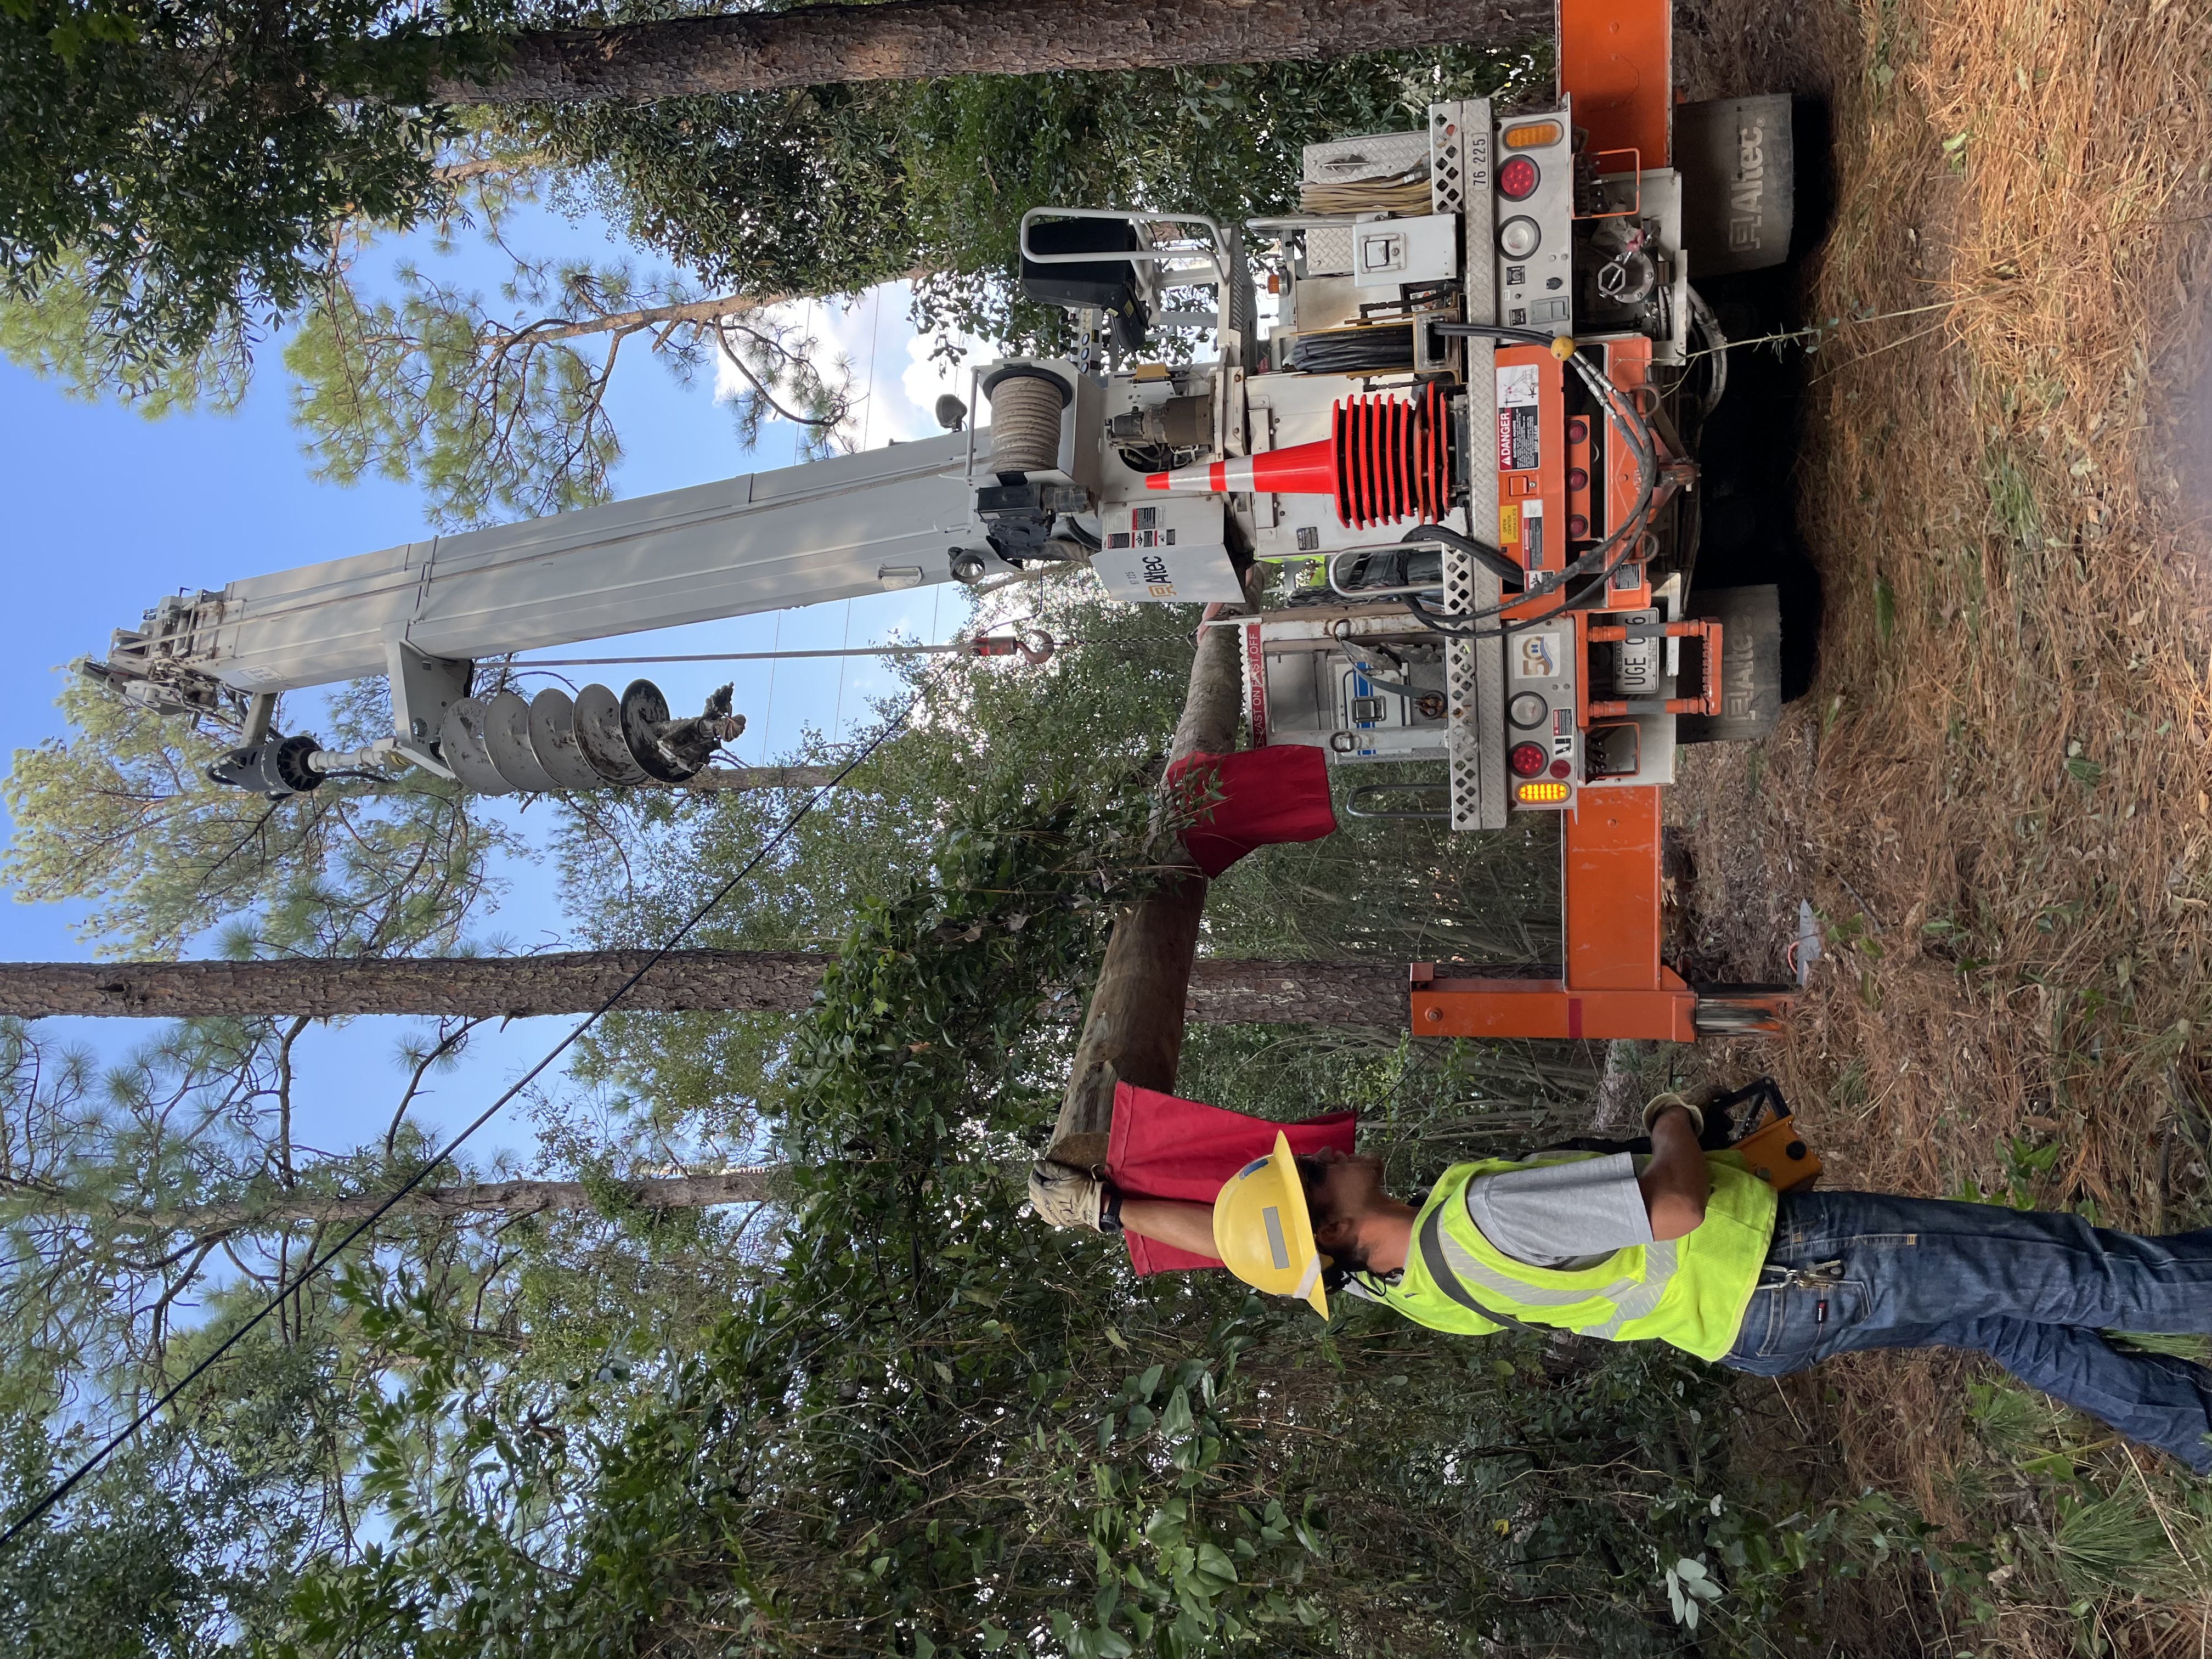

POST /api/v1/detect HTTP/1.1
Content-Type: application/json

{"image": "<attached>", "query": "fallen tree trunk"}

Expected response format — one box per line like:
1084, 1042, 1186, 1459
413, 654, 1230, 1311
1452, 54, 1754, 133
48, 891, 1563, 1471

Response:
1046, 593, 1252, 1171
0, 953, 1407, 1026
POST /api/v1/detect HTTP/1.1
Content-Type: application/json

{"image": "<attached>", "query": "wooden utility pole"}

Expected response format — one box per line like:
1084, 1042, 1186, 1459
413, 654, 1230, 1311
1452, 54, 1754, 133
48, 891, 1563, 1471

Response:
1045, 586, 1254, 1172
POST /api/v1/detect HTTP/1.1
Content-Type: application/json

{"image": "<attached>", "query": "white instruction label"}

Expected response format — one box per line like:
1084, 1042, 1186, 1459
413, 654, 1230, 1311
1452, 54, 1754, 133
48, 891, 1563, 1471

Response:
1497, 363, 1541, 408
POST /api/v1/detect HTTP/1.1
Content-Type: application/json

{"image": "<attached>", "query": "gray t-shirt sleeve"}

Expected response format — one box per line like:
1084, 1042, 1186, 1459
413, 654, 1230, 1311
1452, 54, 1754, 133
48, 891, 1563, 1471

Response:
1463, 1153, 1654, 1269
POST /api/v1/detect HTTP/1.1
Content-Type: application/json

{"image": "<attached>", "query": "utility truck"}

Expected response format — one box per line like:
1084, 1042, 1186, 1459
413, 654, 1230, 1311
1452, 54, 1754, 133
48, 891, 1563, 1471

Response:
81, 0, 1805, 1043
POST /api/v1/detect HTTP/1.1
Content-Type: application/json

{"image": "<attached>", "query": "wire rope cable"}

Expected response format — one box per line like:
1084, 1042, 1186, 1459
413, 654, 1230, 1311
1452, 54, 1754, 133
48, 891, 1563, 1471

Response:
759, 611, 782, 764
831, 598, 853, 742
858, 284, 886, 452
0, 690, 924, 1555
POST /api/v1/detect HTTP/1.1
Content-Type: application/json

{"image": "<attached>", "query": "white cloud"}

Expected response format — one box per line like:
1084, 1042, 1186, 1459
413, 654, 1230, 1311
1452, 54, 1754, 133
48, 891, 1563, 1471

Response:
713, 281, 994, 455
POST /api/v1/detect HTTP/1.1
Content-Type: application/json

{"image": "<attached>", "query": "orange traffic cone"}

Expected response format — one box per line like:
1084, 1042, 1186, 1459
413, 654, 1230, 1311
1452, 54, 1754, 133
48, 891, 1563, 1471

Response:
1144, 383, 1452, 529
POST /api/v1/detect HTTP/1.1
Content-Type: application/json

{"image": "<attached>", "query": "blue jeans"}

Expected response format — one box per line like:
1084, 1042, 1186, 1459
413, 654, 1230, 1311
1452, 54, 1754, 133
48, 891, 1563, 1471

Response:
1719, 1190, 2212, 1471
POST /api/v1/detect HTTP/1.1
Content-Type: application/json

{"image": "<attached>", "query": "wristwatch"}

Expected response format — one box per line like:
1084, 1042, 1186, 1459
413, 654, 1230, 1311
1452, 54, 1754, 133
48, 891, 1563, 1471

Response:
1098, 1184, 1126, 1235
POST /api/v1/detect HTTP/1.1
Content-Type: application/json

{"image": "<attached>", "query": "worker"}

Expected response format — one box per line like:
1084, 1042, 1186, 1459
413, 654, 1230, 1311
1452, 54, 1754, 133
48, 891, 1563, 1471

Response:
1029, 1091, 2212, 1473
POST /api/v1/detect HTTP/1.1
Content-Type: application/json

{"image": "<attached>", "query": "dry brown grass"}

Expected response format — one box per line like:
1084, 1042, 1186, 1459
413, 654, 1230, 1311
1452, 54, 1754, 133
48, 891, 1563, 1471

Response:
1674, 0, 2212, 1645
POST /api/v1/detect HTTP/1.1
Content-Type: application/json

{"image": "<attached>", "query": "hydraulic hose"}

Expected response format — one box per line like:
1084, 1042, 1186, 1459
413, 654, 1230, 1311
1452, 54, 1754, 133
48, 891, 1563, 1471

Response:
1413, 323, 1664, 637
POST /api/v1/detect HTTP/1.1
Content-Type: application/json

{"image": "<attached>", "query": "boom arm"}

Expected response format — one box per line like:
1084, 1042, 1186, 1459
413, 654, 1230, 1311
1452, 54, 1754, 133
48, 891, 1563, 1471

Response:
99, 435, 985, 707
89, 433, 1019, 793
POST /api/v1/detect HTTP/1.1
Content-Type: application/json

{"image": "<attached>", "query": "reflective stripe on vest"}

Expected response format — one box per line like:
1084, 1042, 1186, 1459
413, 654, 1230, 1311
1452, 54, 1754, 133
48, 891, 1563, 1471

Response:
1424, 1186, 1681, 1336
1414, 1203, 1536, 1334
1378, 1153, 1779, 1359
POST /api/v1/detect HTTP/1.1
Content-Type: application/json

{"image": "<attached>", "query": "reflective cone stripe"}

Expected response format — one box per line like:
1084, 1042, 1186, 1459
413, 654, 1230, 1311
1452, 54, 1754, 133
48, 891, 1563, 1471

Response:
1353, 393, 1371, 522
1144, 441, 1339, 496
1143, 388, 1453, 529
1420, 383, 1438, 520
1330, 401, 1347, 524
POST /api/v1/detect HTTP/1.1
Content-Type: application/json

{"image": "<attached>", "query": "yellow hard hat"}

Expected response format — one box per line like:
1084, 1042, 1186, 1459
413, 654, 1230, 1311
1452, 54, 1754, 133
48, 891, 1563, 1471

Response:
1212, 1131, 1329, 1317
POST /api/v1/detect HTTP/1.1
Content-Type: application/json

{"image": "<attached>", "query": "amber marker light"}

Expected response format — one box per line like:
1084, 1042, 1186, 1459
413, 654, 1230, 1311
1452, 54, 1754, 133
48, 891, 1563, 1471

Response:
1502, 121, 1563, 150
1516, 781, 1571, 804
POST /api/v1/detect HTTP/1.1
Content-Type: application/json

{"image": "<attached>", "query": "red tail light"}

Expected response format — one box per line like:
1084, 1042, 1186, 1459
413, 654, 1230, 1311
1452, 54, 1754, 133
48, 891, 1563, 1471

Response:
1509, 743, 1547, 777
1499, 156, 1540, 201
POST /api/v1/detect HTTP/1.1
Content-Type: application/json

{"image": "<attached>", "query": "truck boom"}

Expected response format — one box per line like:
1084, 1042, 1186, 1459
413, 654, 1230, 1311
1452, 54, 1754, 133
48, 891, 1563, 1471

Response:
81, 0, 1804, 1042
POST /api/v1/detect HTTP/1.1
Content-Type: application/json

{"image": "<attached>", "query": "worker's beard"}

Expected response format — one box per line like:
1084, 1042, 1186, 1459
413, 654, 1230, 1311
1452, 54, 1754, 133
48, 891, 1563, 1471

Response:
1297, 1156, 1376, 1278
1318, 1232, 1374, 1278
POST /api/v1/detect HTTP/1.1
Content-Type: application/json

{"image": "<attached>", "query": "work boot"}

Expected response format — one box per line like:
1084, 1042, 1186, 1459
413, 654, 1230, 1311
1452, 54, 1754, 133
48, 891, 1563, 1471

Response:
1027, 1158, 1107, 1231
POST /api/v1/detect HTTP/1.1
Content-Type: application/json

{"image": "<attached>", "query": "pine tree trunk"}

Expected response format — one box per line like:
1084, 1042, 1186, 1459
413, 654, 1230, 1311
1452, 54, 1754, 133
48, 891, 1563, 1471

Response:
0, 952, 1408, 1026
111, 1167, 786, 1237
682, 765, 843, 793
430, 0, 1554, 104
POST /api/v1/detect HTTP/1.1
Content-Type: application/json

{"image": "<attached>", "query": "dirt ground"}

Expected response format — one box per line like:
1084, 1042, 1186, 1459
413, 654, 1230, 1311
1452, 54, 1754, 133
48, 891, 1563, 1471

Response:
1663, 0, 2212, 1648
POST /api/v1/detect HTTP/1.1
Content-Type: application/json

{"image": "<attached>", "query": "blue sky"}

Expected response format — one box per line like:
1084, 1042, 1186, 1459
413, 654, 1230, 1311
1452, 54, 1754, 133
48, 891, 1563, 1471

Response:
0, 200, 979, 1172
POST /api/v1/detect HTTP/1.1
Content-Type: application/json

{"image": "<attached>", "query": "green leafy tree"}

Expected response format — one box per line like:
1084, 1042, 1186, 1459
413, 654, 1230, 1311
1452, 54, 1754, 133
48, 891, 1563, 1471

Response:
3, 0, 1548, 398
0, 1411, 313, 1657
0, 251, 251, 415
0, 1001, 791, 1633
285, 244, 852, 528
267, 784, 1872, 1658
0, 150, 853, 527
3, 678, 515, 959
0, 0, 482, 363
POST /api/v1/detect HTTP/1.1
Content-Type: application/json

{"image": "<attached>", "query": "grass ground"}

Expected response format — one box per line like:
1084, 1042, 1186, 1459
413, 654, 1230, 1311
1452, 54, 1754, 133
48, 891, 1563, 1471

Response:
1668, 0, 2212, 1648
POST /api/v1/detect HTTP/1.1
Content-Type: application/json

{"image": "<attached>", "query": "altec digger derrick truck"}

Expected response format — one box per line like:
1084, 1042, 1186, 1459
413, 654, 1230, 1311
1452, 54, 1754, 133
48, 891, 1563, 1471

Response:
81, 0, 1802, 1045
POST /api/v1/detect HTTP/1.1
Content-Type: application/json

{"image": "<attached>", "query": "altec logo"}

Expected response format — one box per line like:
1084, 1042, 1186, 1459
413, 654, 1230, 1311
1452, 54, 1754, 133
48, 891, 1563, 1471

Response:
1729, 120, 1767, 252
1141, 554, 1177, 598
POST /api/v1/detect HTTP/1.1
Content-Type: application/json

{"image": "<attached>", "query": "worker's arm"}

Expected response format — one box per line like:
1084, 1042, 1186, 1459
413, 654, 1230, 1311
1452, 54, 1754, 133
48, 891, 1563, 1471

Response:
1637, 1105, 1710, 1240
1028, 1161, 1224, 1259
1118, 1197, 1221, 1261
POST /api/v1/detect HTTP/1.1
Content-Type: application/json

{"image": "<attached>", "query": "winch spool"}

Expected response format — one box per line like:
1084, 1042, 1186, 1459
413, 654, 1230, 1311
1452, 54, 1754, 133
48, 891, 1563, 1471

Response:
1143, 380, 1453, 529
984, 370, 1068, 478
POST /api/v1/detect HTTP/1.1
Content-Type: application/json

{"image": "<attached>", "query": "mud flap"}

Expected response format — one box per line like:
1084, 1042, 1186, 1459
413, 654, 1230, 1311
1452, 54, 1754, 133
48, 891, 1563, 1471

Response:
1677, 584, 1782, 744
1676, 95, 1795, 276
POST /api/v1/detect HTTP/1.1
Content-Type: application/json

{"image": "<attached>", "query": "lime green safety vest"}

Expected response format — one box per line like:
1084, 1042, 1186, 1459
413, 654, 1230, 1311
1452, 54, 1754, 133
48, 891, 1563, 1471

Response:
1367, 1152, 1778, 1362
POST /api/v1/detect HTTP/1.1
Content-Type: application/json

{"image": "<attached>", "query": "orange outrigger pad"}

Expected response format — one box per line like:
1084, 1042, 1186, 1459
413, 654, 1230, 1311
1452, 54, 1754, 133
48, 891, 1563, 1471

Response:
1105, 1081, 1357, 1274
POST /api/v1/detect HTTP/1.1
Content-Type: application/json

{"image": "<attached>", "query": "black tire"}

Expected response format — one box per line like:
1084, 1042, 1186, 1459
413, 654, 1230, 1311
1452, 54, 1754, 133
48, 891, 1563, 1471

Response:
1677, 584, 1782, 744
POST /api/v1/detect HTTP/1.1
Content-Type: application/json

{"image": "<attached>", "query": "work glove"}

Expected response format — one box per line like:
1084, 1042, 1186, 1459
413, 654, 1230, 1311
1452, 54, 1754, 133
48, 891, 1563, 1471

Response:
1645, 1081, 1761, 1148
1641, 1092, 1706, 1137
1026, 1159, 1122, 1232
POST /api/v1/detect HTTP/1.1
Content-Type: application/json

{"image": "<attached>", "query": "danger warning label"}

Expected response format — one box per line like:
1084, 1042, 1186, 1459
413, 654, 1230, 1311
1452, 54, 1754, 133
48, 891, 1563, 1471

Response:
1497, 404, 1541, 471
1496, 360, 1542, 471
